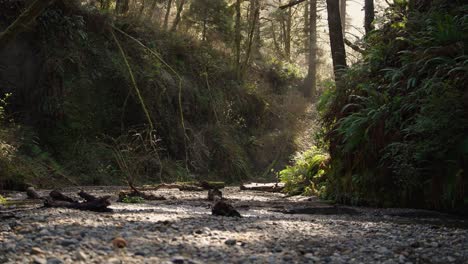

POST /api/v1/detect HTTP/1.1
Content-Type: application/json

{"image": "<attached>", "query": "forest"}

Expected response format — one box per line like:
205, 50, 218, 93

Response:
0, 0, 467, 263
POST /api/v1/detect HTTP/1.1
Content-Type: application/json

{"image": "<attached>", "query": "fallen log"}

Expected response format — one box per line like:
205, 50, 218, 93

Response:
212, 200, 241, 217
240, 182, 285, 193
49, 190, 76, 203
42, 190, 112, 212
142, 181, 225, 192
78, 190, 98, 202
44, 196, 112, 212
117, 190, 166, 202
26, 187, 42, 199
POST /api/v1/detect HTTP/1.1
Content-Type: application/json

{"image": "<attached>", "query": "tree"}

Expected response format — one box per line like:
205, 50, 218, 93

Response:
116, 0, 130, 14
326, 0, 347, 79
171, 0, 186, 31
185, 0, 232, 41
234, 0, 242, 77
304, 0, 317, 98
163, 0, 173, 30
339, 0, 346, 31
364, 0, 374, 33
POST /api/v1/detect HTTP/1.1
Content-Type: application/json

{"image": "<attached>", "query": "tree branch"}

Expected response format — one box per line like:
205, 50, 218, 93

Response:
344, 38, 364, 54
279, 0, 307, 10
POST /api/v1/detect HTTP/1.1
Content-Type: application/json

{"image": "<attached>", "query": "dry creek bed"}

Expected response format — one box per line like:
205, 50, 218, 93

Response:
0, 187, 467, 264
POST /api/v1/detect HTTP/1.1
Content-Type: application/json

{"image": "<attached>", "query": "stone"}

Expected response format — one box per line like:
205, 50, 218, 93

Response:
224, 239, 237, 246
75, 250, 87, 261
32, 256, 47, 264
60, 239, 78, 247
46, 257, 64, 264
171, 256, 185, 264
31, 247, 45, 255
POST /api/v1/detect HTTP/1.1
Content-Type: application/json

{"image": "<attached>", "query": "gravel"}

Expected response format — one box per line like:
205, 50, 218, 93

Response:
0, 187, 467, 263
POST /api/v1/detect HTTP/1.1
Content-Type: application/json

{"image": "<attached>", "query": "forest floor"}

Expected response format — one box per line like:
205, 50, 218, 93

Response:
0, 187, 467, 264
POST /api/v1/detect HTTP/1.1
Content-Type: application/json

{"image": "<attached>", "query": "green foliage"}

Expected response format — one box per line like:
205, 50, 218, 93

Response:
0, 194, 6, 204
121, 195, 145, 204
185, 0, 233, 41
321, 3, 468, 209
280, 147, 328, 197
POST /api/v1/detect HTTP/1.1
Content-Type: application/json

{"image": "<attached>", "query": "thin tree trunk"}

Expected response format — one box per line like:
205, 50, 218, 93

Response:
115, 0, 130, 14
285, 7, 292, 60
202, 17, 207, 41
303, 0, 309, 55
0, 0, 56, 50
148, 0, 158, 20
364, 0, 374, 34
241, 3, 260, 76
326, 0, 347, 79
250, 0, 261, 60
171, 0, 186, 31
339, 0, 346, 32
163, 0, 173, 30
271, 21, 283, 58
304, 0, 317, 98
234, 0, 242, 77
138, 0, 146, 20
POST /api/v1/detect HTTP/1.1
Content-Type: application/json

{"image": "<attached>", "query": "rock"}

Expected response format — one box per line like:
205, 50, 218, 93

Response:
172, 256, 185, 264
447, 256, 456, 262
32, 256, 47, 264
31, 247, 45, 255
377, 247, 390, 254
224, 239, 237, 246
107, 257, 122, 264
46, 257, 64, 264
75, 250, 87, 261
60, 239, 78, 247
430, 242, 438, 248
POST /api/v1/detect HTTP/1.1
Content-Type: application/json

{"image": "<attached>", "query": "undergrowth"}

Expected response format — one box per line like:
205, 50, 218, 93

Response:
320, 2, 468, 209
0, 2, 307, 189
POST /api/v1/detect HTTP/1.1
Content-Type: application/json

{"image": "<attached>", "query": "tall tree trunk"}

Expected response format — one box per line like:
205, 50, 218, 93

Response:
138, 0, 146, 19
304, 0, 317, 98
148, 0, 158, 20
116, 0, 130, 14
326, 0, 347, 79
163, 0, 173, 30
202, 17, 207, 41
285, 7, 292, 60
364, 0, 374, 34
250, 0, 261, 61
171, 0, 186, 31
241, 2, 260, 76
303, 0, 309, 54
339, 0, 346, 32
234, 0, 242, 77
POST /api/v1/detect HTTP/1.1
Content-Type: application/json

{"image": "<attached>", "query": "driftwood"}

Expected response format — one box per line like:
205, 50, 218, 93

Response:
26, 187, 42, 199
240, 182, 285, 193
207, 189, 222, 201
282, 206, 360, 215
212, 200, 241, 217
142, 181, 225, 192
117, 190, 166, 202
49, 190, 76, 203
42, 190, 112, 212
44, 196, 112, 212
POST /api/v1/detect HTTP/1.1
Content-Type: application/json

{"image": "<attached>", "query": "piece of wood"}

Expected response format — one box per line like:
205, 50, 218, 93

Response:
212, 200, 241, 217
26, 187, 42, 199
78, 190, 98, 202
44, 196, 112, 212
282, 206, 360, 215
207, 189, 222, 201
49, 190, 76, 203
240, 183, 285, 193
117, 191, 166, 202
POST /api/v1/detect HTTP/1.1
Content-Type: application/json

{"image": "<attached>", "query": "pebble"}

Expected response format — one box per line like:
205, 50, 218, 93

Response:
32, 256, 47, 264
31, 247, 45, 255
224, 239, 237, 246
46, 257, 64, 264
